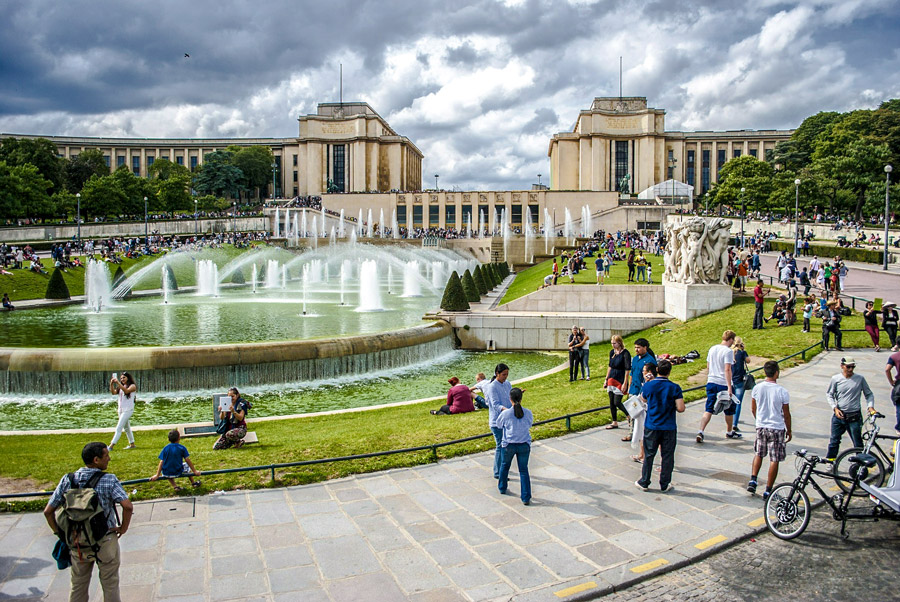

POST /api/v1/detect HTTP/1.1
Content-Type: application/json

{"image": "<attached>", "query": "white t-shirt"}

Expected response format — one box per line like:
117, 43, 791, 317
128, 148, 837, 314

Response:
751, 380, 790, 430
118, 388, 135, 413
706, 344, 734, 386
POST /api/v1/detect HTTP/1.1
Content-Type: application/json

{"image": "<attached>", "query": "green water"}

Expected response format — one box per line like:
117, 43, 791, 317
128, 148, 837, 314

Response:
0, 351, 564, 430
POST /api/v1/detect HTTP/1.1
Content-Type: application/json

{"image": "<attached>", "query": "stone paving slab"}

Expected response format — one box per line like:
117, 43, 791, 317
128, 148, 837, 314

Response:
0, 349, 892, 601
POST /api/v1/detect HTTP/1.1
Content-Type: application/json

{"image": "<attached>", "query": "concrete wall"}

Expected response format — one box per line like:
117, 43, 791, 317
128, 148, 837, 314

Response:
496, 285, 664, 313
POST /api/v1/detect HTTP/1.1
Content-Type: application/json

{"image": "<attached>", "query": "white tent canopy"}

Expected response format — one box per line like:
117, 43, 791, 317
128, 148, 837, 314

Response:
637, 179, 694, 200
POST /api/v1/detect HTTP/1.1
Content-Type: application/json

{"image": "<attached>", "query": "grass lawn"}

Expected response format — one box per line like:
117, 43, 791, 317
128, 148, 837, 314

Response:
0, 294, 875, 510
2, 245, 254, 302
501, 251, 665, 305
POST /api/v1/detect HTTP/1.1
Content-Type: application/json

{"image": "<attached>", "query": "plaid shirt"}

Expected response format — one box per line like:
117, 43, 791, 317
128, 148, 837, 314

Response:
48, 467, 128, 530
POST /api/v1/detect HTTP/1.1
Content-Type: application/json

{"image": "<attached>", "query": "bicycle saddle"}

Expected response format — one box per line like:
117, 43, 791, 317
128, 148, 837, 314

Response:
849, 453, 877, 467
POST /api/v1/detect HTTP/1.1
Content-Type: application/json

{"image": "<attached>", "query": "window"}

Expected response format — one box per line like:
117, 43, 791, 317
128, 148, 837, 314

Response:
686, 150, 695, 187
292, 155, 298, 167
667, 149, 674, 180
293, 186, 298, 197
331, 145, 345, 193
495, 205, 504, 226
428, 204, 439, 226
511, 204, 522, 225
529, 204, 539, 225
733, 149, 741, 159
160, 156, 168, 161
103, 155, 110, 167
117, 155, 125, 167
274, 156, 282, 197
637, 221, 661, 230
615, 141, 629, 191
190, 156, 198, 171
461, 204, 472, 227
397, 205, 407, 225
71, 154, 78, 161
716, 149, 725, 178
176, 156, 184, 166
132, 156, 140, 175
147, 156, 155, 170
412, 205, 423, 227
749, 148, 758, 158
701, 150, 710, 193
478, 204, 489, 226
293, 170, 298, 183
445, 204, 456, 226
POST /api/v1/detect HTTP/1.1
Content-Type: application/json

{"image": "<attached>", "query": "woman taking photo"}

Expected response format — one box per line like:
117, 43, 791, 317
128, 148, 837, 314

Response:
109, 372, 137, 450
496, 387, 533, 505
605, 335, 631, 430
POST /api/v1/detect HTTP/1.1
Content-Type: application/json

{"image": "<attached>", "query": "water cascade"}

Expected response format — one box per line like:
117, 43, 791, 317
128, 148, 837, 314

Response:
387, 264, 394, 295
367, 209, 374, 238
338, 209, 345, 238
357, 260, 384, 311
265, 260, 280, 289
274, 208, 280, 238
379, 208, 385, 238
564, 208, 574, 244
402, 261, 422, 297
196, 260, 219, 297
392, 209, 399, 239
431, 261, 445, 289
85, 261, 112, 313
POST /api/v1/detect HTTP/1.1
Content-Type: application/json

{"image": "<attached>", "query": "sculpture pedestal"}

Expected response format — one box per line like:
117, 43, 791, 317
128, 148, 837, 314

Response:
664, 281, 732, 322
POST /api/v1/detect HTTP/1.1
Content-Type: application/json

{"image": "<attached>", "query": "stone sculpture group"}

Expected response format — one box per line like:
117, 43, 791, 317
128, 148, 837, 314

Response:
663, 217, 733, 285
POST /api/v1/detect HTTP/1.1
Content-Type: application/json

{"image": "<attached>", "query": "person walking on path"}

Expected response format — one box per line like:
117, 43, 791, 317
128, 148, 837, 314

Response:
731, 337, 750, 433
697, 330, 740, 443
822, 299, 844, 351
825, 356, 876, 461
496, 387, 533, 505
44, 442, 134, 602
567, 326, 583, 382
485, 363, 512, 479
747, 361, 792, 500
622, 338, 656, 442
863, 301, 881, 351
808, 256, 821, 281
108, 372, 137, 451
605, 335, 632, 430
884, 350, 900, 434
752, 279, 769, 330
882, 301, 899, 352
635, 359, 685, 493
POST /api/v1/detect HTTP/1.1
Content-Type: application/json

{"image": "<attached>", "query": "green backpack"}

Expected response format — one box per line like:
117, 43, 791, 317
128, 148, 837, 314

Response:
55, 472, 112, 561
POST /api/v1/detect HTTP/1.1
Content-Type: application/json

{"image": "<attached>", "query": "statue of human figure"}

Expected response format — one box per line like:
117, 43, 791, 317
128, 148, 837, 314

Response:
682, 220, 708, 284
618, 174, 630, 195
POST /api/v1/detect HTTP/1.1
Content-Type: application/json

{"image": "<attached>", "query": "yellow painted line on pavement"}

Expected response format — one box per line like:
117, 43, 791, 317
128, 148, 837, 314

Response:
555, 582, 598, 598
630, 558, 668, 573
695, 534, 728, 550
830, 485, 841, 491
747, 517, 766, 527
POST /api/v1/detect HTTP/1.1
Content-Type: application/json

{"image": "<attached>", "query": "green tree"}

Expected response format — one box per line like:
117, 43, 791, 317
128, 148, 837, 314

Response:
112, 165, 155, 216
196, 194, 230, 212
193, 150, 244, 199
0, 137, 65, 194
80, 174, 126, 219
45, 267, 71, 299
231, 146, 274, 200
709, 156, 774, 212
0, 161, 53, 220
472, 264, 488, 295
461, 269, 480, 303
64, 149, 109, 193
440, 271, 469, 311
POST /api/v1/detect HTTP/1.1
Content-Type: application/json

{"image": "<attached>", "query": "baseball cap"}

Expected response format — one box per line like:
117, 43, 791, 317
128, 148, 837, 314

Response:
841, 356, 856, 366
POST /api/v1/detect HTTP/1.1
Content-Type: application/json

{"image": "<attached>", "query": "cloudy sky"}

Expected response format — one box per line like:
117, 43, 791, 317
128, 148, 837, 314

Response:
1, 0, 898, 190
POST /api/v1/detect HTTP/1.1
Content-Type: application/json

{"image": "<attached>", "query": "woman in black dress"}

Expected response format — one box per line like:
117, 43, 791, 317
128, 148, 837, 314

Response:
605, 334, 632, 429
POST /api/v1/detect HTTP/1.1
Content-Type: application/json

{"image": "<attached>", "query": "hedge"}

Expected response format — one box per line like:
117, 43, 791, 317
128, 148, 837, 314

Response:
472, 265, 488, 295
461, 269, 481, 303
45, 268, 70, 300
768, 240, 884, 264
440, 271, 469, 311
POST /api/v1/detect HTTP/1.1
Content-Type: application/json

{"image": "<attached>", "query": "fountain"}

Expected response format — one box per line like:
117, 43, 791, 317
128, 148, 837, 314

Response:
320, 206, 326, 238
525, 210, 534, 264
544, 208, 552, 255
564, 208, 574, 244
301, 263, 309, 315
161, 265, 172, 304
265, 259, 280, 289
431, 261, 445, 289
283, 210, 290, 240
467, 212, 472, 239
357, 259, 384, 311
338, 209, 345, 238
301, 210, 308, 239
367, 209, 374, 238
350, 227, 357, 245
274, 208, 280, 238
281, 265, 287, 289
402, 261, 422, 297
392, 208, 399, 239
357, 208, 363, 237
251, 263, 258, 293
387, 265, 394, 295
582, 204, 592, 238
379, 208, 385, 238
85, 261, 112, 313
478, 209, 484, 239
330, 226, 336, 246
339, 261, 348, 305
196, 259, 219, 297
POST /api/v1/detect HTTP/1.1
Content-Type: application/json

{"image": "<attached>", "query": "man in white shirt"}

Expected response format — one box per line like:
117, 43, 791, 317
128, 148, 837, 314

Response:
747, 361, 792, 499
697, 330, 740, 443
808, 256, 821, 280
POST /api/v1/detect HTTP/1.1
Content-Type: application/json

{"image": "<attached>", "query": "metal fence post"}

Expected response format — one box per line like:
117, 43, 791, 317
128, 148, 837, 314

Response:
431, 445, 438, 462
270, 466, 275, 481
566, 416, 571, 431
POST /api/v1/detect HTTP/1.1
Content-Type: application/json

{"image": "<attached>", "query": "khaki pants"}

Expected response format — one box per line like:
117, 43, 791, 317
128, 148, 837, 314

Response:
69, 532, 120, 602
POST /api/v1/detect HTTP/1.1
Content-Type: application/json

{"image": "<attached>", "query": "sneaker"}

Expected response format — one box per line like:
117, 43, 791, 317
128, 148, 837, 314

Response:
522, 499, 531, 506
634, 480, 649, 492
821, 457, 835, 464
747, 479, 758, 494
660, 484, 675, 493
733, 425, 741, 433
726, 431, 742, 439
762, 490, 772, 501
696, 432, 704, 443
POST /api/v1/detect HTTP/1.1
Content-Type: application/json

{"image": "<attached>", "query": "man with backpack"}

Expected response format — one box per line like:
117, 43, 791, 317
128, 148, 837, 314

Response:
43, 442, 133, 602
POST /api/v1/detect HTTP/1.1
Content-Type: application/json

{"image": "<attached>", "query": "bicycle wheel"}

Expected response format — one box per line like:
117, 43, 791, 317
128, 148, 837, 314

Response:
765, 483, 811, 540
833, 447, 886, 496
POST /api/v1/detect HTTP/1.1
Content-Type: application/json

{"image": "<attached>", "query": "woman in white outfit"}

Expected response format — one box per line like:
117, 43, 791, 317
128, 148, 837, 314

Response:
109, 372, 137, 450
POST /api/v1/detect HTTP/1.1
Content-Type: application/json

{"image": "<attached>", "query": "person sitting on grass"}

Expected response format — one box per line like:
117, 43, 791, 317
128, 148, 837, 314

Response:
150, 429, 202, 492
2, 293, 13, 311
431, 377, 476, 415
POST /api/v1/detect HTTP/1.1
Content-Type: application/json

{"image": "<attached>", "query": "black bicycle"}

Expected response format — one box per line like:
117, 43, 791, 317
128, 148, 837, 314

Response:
832, 412, 897, 496
765, 449, 898, 539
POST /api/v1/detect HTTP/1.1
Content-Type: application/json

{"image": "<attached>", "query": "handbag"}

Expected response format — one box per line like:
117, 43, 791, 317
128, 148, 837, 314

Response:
623, 396, 644, 420
215, 418, 231, 435
744, 373, 756, 391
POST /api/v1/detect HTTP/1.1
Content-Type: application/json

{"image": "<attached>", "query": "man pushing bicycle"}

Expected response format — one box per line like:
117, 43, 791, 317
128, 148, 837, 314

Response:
825, 356, 876, 462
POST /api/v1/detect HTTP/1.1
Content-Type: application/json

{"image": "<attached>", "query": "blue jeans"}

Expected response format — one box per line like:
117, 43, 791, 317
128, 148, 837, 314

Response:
826, 412, 863, 459
636, 266, 646, 281
491, 427, 504, 478
474, 395, 488, 410
732, 380, 746, 428
498, 443, 531, 503
581, 349, 590, 378
639, 429, 677, 490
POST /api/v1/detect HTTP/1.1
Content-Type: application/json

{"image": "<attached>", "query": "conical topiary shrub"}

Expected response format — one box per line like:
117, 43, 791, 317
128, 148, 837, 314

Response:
488, 264, 500, 287
482, 264, 496, 289
112, 266, 131, 297
461, 269, 480, 303
231, 269, 245, 284
472, 265, 487, 295
498, 262, 509, 278
440, 271, 469, 311
45, 267, 70, 300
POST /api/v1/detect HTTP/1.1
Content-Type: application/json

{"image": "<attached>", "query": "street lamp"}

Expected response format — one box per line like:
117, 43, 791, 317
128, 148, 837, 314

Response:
885, 164, 893, 271
194, 199, 198, 235
740, 187, 746, 247
232, 201, 237, 235
75, 193, 81, 248
668, 157, 678, 219
271, 162, 277, 200
143, 196, 148, 244
793, 179, 801, 256
704, 192, 709, 216
434, 174, 439, 190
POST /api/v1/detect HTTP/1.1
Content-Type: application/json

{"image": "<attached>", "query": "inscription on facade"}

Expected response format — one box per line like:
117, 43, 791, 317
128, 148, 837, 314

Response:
606, 116, 642, 130
321, 123, 355, 135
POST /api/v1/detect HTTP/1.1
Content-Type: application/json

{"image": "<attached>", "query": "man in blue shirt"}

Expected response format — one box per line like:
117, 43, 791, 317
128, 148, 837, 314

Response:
628, 338, 657, 398
635, 359, 685, 493
151, 429, 202, 491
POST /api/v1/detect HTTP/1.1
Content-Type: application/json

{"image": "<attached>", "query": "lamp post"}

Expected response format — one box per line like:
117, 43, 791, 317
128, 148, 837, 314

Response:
704, 192, 709, 215
232, 201, 237, 235
885, 164, 893, 271
194, 199, 198, 235
794, 179, 801, 256
434, 174, 439, 191
143, 196, 148, 244
740, 187, 746, 248
271, 162, 277, 200
75, 193, 81, 248
537, 173, 542, 188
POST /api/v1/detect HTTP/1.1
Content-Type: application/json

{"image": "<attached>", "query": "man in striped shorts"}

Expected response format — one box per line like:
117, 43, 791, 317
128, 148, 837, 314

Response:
747, 360, 792, 500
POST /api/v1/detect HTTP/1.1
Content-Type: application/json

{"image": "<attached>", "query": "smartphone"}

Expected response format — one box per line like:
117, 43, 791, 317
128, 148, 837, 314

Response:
112, 372, 118, 380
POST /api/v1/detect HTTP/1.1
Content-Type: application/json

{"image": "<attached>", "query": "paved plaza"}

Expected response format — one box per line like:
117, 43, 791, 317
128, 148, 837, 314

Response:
0, 349, 895, 601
